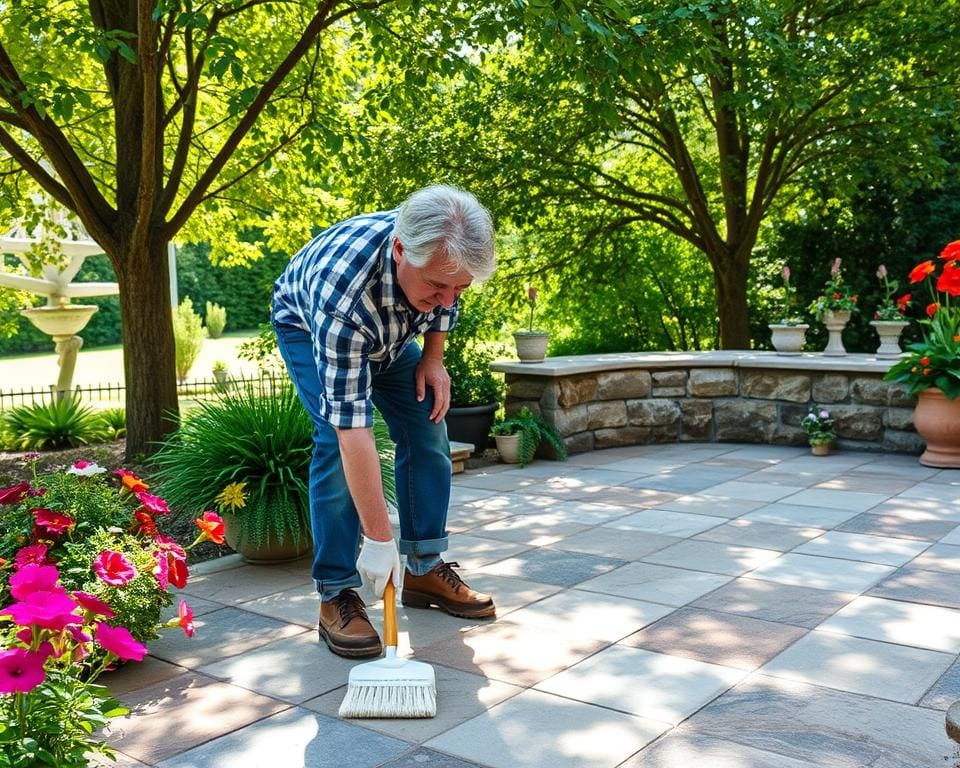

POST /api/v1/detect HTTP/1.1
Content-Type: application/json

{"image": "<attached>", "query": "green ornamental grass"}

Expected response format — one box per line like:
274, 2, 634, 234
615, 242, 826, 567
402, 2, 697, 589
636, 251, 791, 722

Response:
151, 384, 397, 550
2, 398, 111, 450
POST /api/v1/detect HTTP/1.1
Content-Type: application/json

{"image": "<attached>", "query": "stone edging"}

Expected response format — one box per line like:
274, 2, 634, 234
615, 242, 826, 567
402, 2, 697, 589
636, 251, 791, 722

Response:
490, 351, 922, 455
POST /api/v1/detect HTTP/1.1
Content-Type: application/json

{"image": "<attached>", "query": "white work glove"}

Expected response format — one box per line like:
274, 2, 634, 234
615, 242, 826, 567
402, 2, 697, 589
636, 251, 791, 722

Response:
356, 536, 401, 598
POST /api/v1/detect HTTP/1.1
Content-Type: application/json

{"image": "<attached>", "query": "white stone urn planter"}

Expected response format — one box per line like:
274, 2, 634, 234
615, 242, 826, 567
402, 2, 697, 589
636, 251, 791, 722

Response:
769, 323, 809, 356
821, 309, 852, 356
870, 319, 909, 358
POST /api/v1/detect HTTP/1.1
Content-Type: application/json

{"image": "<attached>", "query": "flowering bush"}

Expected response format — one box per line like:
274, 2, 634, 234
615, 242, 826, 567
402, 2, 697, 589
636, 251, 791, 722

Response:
809, 258, 859, 320
0, 457, 224, 765
873, 264, 910, 321
800, 406, 837, 446
884, 240, 960, 399
773, 265, 805, 325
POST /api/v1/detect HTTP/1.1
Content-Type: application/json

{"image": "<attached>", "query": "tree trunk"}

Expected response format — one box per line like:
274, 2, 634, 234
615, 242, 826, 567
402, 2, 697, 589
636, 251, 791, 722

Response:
712, 251, 752, 350
117, 239, 179, 459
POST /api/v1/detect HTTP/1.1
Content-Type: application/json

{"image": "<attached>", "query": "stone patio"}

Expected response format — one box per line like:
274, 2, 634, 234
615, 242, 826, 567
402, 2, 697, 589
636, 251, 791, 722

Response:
101, 443, 960, 767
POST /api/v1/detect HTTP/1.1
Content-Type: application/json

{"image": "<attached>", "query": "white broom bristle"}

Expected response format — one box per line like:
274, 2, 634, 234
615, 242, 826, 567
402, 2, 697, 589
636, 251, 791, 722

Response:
338, 648, 437, 718
338, 680, 437, 718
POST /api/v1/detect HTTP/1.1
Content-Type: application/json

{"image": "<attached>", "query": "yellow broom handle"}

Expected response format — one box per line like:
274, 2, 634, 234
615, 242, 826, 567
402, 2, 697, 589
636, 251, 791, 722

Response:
383, 580, 398, 648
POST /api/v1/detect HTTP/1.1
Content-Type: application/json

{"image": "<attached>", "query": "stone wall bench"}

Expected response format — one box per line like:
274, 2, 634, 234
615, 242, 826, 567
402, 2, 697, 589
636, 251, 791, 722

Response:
490, 351, 923, 456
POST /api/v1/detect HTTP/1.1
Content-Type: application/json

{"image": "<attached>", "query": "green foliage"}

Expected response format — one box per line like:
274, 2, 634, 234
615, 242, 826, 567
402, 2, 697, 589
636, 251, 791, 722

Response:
173, 297, 205, 384
491, 407, 567, 467
800, 406, 837, 446
205, 301, 227, 338
95, 407, 126, 439
151, 384, 397, 550
445, 292, 506, 407
0, 673, 124, 768
237, 324, 286, 376
2, 398, 110, 450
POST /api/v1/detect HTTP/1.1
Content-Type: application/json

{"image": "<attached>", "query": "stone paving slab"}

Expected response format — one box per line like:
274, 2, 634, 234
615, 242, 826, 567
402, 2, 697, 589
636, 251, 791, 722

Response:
100, 445, 960, 767
426, 689, 669, 768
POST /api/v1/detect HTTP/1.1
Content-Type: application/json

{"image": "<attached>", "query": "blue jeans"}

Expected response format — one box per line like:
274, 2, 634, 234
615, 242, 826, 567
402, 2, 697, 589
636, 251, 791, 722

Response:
273, 321, 449, 599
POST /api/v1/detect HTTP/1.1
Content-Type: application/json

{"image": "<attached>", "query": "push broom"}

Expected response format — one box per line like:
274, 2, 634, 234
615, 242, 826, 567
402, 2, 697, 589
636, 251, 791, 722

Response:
338, 580, 436, 718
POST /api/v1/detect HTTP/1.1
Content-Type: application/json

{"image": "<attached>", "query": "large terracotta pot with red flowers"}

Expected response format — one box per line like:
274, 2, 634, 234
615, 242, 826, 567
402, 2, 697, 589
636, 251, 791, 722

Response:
914, 388, 960, 468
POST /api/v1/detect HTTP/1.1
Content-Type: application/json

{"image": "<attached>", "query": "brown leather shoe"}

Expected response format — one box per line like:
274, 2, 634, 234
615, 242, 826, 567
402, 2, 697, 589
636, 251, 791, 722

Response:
402, 561, 496, 619
318, 589, 382, 658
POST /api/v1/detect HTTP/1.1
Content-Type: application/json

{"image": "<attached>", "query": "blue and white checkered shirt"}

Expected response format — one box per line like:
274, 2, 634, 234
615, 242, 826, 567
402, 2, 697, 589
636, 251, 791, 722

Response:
272, 210, 456, 429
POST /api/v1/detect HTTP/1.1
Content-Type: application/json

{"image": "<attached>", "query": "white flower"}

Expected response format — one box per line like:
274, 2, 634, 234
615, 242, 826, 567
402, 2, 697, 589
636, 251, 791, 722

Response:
66, 461, 107, 476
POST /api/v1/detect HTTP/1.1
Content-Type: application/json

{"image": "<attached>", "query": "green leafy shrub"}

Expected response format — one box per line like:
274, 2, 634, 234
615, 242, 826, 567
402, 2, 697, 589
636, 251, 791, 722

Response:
446, 296, 505, 407
95, 406, 127, 439
151, 384, 397, 550
491, 407, 568, 467
173, 297, 205, 383
205, 301, 227, 338
2, 398, 111, 450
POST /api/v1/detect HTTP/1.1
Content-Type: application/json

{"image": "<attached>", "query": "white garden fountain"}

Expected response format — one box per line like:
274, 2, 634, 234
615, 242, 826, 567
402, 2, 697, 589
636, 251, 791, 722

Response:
0, 215, 118, 399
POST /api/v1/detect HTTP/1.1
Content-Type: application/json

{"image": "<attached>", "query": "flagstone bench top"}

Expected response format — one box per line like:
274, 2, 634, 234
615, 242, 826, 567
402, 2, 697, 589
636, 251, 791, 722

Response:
491, 350, 897, 377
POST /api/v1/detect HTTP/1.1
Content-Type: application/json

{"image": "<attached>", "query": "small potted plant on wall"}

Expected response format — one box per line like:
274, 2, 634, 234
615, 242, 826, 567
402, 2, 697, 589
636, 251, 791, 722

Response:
870, 264, 910, 358
800, 405, 837, 456
514, 286, 550, 363
769, 265, 809, 355
491, 407, 568, 467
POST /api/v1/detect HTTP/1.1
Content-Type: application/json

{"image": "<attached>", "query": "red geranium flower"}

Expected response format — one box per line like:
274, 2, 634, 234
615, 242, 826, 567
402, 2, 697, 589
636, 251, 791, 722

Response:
132, 510, 159, 537
32, 508, 76, 535
13, 543, 49, 569
0, 482, 31, 505
939, 240, 960, 261
927, 302, 940, 317
909, 260, 936, 283
936, 264, 960, 297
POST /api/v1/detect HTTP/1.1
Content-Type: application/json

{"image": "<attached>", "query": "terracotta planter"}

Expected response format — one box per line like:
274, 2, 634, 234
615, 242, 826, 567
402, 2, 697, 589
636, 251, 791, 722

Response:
870, 320, 909, 358
822, 309, 851, 356
810, 442, 832, 456
769, 323, 809, 355
914, 388, 960, 468
494, 433, 521, 464
513, 331, 550, 363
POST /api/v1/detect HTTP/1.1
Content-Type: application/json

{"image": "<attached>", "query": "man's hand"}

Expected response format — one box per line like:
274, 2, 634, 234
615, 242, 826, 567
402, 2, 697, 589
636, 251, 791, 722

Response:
416, 353, 451, 423
356, 536, 401, 598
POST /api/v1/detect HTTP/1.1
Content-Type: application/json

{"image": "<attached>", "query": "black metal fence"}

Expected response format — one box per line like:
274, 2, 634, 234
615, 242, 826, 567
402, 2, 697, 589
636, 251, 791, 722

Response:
0, 373, 289, 410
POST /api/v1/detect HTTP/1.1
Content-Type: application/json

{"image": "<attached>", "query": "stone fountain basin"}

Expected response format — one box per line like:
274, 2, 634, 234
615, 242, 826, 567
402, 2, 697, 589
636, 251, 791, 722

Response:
21, 305, 98, 338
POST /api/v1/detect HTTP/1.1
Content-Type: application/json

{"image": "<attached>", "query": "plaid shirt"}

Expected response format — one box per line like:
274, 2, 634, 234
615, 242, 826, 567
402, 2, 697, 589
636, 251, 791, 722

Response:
272, 210, 456, 429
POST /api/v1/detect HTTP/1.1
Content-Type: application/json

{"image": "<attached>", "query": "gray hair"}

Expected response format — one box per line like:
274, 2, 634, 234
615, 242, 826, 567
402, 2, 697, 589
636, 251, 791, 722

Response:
394, 184, 496, 281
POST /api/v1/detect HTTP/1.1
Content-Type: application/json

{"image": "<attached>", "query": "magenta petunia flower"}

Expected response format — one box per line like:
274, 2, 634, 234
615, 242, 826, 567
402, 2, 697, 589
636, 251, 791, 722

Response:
32, 508, 76, 535
95, 623, 147, 662
73, 591, 116, 619
93, 551, 138, 586
152, 550, 169, 590
13, 544, 49, 570
136, 491, 170, 516
1, 591, 81, 631
0, 648, 47, 694
9, 563, 63, 599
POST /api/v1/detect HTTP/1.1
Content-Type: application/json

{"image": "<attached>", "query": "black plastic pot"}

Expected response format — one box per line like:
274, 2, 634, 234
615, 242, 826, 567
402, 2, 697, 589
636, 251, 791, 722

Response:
445, 402, 498, 454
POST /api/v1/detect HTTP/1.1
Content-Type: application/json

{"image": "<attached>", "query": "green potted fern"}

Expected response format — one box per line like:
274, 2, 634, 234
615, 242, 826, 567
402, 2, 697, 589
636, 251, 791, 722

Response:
490, 407, 568, 467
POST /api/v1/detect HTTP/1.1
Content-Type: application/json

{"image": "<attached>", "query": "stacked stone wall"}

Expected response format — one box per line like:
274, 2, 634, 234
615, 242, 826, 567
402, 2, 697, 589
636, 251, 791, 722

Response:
502, 363, 923, 456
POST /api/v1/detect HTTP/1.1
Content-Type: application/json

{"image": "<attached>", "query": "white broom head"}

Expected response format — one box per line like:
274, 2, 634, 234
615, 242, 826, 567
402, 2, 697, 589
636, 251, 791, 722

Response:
338, 647, 437, 719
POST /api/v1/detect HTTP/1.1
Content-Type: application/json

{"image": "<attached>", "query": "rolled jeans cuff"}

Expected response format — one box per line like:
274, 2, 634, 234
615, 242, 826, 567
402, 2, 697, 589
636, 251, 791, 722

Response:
399, 536, 447, 557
